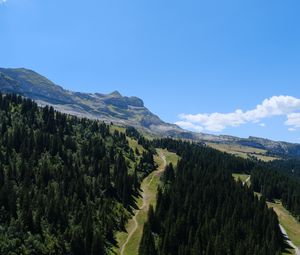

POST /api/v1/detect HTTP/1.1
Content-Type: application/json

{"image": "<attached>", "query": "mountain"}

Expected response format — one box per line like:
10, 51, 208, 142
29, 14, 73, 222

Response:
0, 67, 183, 136
1, 67, 300, 158
198, 134, 300, 157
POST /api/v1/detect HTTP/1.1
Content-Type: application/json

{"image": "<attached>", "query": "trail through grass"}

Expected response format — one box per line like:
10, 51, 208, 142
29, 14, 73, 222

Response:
234, 174, 300, 255
267, 200, 300, 255
113, 149, 178, 255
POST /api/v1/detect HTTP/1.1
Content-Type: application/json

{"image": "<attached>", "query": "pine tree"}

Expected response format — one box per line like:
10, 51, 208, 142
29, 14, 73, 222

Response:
139, 222, 157, 255
91, 230, 105, 255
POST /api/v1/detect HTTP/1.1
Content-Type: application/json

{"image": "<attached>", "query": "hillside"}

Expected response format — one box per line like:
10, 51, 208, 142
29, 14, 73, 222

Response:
1, 94, 300, 255
1, 67, 300, 158
0, 94, 156, 254
139, 139, 285, 255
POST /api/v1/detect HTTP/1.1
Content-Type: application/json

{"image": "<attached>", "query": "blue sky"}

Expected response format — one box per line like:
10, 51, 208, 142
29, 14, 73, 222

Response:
1, 0, 300, 142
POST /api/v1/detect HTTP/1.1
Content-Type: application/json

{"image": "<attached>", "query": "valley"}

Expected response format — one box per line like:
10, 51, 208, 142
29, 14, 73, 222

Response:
114, 149, 179, 255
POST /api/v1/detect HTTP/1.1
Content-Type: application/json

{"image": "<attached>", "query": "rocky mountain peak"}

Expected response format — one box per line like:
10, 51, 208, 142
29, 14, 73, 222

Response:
109, 90, 122, 97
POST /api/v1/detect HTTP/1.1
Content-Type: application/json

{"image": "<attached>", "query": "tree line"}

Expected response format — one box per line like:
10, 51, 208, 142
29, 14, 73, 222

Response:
251, 161, 300, 220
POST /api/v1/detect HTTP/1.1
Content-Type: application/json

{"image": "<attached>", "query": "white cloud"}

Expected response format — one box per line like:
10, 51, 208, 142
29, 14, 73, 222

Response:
176, 96, 300, 133
175, 121, 204, 132
285, 113, 300, 130
259, 123, 266, 127
0, 0, 7, 3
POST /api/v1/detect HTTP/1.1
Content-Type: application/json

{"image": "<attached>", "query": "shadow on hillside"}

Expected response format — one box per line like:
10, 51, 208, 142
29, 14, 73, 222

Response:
282, 234, 295, 254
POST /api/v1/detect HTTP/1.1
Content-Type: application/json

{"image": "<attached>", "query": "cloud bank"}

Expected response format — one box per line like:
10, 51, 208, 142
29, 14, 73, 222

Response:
175, 96, 300, 132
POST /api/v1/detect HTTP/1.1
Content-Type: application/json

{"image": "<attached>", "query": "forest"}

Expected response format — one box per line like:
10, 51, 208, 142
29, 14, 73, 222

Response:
1, 93, 300, 255
251, 161, 300, 220
0, 93, 155, 254
140, 140, 285, 255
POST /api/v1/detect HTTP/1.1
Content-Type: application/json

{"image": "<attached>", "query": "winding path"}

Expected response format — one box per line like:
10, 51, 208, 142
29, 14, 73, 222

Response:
279, 225, 300, 255
120, 151, 167, 255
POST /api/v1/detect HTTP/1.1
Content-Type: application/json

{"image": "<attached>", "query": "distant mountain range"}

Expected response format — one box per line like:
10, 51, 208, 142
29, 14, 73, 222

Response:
1, 67, 300, 158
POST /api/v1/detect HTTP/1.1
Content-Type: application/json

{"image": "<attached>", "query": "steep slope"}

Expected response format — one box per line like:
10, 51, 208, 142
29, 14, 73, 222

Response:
0, 94, 157, 254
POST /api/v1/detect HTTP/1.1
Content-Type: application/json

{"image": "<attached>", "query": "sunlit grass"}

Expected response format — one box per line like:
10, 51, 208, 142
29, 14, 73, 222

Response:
267, 200, 300, 251
207, 142, 278, 161
112, 149, 179, 255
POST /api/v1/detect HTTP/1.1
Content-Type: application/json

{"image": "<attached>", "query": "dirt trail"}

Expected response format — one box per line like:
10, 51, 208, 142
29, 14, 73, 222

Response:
279, 225, 300, 255
120, 151, 167, 255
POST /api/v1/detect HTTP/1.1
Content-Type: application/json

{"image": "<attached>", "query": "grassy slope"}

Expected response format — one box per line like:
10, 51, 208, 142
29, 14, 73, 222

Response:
232, 175, 300, 255
109, 125, 126, 134
208, 142, 278, 161
267, 200, 300, 255
232, 173, 251, 186
112, 149, 179, 255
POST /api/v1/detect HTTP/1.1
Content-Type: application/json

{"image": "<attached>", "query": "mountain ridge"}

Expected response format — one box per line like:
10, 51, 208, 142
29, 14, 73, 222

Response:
0, 67, 183, 135
1, 67, 300, 157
